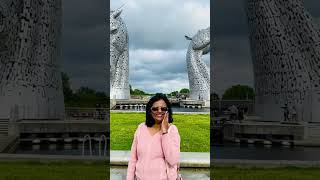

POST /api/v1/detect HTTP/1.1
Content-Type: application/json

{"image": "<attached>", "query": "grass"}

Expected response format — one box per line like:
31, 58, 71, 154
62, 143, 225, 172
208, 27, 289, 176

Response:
1, 162, 320, 180
0, 161, 109, 180
110, 112, 210, 152
211, 167, 320, 180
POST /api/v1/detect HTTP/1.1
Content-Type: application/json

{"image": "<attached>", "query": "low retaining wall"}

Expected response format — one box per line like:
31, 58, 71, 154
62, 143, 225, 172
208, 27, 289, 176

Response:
212, 159, 320, 168
110, 150, 210, 168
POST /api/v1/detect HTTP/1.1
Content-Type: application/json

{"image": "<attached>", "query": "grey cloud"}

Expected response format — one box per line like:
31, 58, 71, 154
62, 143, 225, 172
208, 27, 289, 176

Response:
130, 70, 188, 83
212, 0, 248, 36
60, 0, 107, 91
61, 62, 107, 91
212, 36, 254, 96
111, 0, 210, 50
212, 0, 320, 37
62, 25, 107, 62
303, 0, 320, 17
128, 49, 210, 90
62, 0, 107, 28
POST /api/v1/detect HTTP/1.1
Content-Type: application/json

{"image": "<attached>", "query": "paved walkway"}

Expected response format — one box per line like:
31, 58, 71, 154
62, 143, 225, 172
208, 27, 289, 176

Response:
110, 150, 210, 167
111, 166, 210, 180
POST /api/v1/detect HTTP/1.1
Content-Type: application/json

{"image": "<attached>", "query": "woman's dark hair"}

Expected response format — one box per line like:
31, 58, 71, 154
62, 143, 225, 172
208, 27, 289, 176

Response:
145, 93, 173, 127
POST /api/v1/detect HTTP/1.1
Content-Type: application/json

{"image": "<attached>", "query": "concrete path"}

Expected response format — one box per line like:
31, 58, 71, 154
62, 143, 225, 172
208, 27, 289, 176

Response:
111, 166, 210, 180
110, 150, 210, 167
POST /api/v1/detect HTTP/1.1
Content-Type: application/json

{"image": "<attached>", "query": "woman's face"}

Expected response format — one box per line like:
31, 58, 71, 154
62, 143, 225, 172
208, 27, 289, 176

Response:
150, 99, 168, 124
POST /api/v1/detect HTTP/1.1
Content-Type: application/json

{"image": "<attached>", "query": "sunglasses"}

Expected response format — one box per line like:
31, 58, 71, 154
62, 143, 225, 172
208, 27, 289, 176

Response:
151, 106, 168, 112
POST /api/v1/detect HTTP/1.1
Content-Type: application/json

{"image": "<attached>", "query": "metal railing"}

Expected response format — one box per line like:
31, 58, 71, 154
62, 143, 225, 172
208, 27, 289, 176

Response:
82, 134, 108, 156
82, 134, 92, 156
99, 134, 107, 156
65, 108, 108, 120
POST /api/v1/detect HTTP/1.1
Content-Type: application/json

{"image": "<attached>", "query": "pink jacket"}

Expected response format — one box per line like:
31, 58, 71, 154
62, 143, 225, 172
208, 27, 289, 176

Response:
126, 123, 180, 180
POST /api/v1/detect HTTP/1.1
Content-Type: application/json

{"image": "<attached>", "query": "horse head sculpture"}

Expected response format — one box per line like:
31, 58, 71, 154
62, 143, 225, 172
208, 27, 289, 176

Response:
185, 27, 210, 101
110, 6, 130, 99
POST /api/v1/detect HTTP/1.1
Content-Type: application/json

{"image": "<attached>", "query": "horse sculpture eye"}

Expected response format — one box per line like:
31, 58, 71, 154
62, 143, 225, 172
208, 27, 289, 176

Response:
111, 28, 118, 34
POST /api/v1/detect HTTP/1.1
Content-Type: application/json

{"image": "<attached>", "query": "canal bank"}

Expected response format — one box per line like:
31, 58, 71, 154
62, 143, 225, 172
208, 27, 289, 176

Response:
212, 159, 320, 168
212, 143, 320, 161
214, 116, 320, 147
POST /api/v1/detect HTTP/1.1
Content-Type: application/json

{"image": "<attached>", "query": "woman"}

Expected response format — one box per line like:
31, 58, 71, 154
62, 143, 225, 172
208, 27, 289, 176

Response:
126, 93, 180, 180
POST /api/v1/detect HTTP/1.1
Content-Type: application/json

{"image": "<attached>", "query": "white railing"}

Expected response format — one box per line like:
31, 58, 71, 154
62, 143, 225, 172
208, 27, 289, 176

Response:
82, 134, 92, 156
65, 107, 108, 120
82, 134, 108, 156
99, 134, 107, 156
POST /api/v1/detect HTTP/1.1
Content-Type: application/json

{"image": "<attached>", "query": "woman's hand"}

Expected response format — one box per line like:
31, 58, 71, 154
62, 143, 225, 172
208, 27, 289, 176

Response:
161, 112, 169, 134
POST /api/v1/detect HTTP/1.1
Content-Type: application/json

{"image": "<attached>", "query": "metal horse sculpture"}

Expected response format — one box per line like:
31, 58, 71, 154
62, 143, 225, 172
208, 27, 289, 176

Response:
246, 0, 320, 122
0, 0, 65, 121
185, 27, 210, 101
110, 7, 130, 99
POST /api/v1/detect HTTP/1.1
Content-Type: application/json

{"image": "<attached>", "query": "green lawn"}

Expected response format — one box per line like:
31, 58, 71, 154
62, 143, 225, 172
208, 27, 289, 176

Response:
1, 162, 320, 180
0, 161, 108, 180
212, 167, 320, 180
110, 112, 210, 152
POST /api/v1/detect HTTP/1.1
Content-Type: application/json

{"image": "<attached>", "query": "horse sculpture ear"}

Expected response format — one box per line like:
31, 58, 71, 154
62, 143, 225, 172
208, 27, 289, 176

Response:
112, 9, 123, 19
185, 35, 192, 40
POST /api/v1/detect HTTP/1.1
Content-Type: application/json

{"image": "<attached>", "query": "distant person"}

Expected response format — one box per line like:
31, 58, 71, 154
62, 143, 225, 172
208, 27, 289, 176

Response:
95, 103, 101, 120
291, 106, 297, 122
281, 104, 289, 122
127, 93, 181, 180
213, 109, 219, 117
229, 105, 238, 121
244, 106, 248, 115
238, 106, 244, 122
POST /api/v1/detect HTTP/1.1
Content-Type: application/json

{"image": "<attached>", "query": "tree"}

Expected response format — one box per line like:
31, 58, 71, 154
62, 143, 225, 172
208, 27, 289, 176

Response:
132, 89, 146, 95
222, 84, 254, 100
211, 93, 220, 100
61, 73, 109, 107
76, 87, 96, 95
72, 87, 107, 107
179, 88, 190, 94
95, 91, 108, 105
61, 72, 73, 101
170, 91, 179, 97
129, 84, 133, 94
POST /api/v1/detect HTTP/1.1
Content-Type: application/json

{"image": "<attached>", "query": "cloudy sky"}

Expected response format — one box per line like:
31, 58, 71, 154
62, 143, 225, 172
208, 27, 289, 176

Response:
60, 0, 108, 93
60, 0, 319, 96
110, 0, 210, 94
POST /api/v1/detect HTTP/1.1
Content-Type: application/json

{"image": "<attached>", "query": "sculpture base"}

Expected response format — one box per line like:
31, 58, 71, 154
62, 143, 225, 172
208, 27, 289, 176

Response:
110, 87, 130, 100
